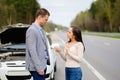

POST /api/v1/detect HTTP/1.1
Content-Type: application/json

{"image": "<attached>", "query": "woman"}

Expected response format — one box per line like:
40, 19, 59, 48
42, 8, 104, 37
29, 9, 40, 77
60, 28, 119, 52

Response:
54, 26, 85, 80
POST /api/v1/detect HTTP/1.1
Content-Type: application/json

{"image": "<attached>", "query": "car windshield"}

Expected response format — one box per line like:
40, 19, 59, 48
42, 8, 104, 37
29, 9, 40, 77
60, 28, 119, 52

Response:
0, 44, 26, 61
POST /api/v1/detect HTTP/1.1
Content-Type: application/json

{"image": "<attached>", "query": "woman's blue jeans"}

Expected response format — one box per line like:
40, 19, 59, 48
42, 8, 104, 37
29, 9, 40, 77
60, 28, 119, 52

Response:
65, 67, 82, 80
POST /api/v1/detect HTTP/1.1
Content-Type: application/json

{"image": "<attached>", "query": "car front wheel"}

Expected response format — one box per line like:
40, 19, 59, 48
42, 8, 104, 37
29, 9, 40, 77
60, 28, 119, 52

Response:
49, 70, 55, 80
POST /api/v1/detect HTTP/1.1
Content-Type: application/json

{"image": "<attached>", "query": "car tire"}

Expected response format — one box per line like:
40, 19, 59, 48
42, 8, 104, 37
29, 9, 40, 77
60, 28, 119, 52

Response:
50, 72, 55, 80
50, 68, 55, 80
54, 62, 57, 72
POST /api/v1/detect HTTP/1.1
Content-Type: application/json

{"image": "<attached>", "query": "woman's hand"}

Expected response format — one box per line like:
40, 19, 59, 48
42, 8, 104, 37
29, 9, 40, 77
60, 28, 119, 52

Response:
54, 46, 61, 53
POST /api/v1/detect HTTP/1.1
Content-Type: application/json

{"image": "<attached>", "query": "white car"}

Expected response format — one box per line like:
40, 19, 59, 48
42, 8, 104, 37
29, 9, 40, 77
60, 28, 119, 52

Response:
0, 24, 57, 80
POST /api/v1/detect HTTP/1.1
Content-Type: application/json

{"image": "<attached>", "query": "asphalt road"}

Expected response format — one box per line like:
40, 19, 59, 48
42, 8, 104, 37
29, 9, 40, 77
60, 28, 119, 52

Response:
83, 35, 120, 80
50, 31, 120, 80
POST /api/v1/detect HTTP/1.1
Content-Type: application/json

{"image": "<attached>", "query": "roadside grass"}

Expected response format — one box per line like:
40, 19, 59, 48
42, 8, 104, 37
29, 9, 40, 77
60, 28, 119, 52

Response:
83, 32, 120, 39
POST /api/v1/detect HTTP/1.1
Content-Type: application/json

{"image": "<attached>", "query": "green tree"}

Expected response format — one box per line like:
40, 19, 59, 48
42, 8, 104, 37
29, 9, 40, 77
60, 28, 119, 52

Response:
114, 0, 120, 31
6, 0, 40, 24
104, 0, 114, 32
0, 0, 7, 28
0, 0, 40, 29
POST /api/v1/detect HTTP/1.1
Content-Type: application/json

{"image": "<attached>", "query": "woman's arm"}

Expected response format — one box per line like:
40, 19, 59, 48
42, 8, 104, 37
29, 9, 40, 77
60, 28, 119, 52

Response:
54, 44, 67, 61
68, 43, 83, 62
59, 49, 67, 61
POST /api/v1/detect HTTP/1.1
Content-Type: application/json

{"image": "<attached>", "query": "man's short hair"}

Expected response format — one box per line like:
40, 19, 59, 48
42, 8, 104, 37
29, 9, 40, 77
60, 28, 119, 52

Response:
35, 8, 50, 18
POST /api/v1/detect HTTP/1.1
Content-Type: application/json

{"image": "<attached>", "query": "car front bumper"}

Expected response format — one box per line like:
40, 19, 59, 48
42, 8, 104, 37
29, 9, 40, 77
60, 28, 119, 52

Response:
5, 70, 31, 80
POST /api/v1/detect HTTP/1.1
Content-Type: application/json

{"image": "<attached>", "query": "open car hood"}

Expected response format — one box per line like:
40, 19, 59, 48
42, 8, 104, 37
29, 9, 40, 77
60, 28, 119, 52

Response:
0, 24, 29, 44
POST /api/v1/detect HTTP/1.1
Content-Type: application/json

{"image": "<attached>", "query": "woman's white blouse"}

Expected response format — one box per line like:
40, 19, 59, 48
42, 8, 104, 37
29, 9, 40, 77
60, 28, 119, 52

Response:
59, 42, 84, 67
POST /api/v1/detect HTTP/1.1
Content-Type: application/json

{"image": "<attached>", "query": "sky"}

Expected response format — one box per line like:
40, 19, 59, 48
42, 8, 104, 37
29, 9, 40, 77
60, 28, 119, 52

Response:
37, 0, 95, 27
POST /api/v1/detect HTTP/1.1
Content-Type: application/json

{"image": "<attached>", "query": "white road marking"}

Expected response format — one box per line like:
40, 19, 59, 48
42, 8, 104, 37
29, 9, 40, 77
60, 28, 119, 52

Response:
104, 42, 110, 46
83, 59, 106, 80
57, 36, 106, 80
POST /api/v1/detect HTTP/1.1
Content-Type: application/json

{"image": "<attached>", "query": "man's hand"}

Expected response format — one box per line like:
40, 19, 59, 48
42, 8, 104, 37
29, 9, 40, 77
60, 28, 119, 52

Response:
38, 70, 44, 76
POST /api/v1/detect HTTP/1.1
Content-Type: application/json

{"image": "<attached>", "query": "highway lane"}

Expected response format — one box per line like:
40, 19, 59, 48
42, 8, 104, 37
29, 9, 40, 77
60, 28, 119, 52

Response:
83, 35, 120, 80
50, 31, 120, 80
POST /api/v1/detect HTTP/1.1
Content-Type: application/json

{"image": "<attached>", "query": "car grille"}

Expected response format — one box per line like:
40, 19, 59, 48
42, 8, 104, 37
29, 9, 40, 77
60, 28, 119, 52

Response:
6, 62, 25, 67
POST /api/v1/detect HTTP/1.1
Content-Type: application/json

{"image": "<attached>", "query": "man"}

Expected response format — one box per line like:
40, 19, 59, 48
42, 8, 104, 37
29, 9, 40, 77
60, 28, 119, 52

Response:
25, 8, 50, 80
